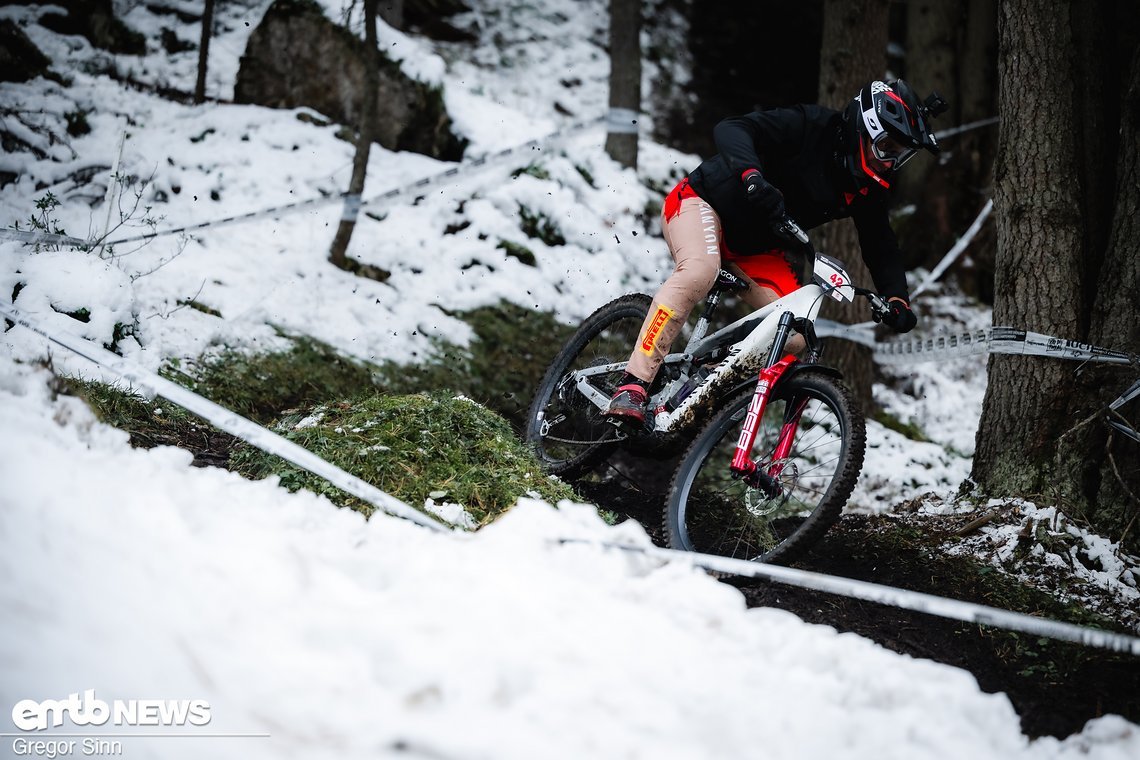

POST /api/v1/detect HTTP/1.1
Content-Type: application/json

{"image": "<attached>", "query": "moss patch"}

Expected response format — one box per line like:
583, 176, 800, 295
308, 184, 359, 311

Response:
170, 336, 380, 424
61, 378, 237, 468
374, 301, 575, 432
230, 391, 575, 524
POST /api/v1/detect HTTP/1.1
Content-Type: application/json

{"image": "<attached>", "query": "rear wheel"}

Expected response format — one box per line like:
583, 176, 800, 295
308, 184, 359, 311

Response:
525, 294, 651, 478
664, 371, 865, 565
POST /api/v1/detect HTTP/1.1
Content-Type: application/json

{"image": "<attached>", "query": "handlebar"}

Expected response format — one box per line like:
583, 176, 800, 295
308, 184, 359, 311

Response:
778, 215, 892, 322
776, 216, 810, 245
853, 286, 891, 322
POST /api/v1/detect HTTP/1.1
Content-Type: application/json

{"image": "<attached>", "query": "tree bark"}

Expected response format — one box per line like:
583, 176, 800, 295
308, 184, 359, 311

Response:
974, 0, 1140, 552
895, 0, 962, 268
329, 0, 380, 270
194, 0, 216, 104
953, 0, 999, 302
605, 0, 641, 168
816, 0, 890, 411
973, 0, 1086, 493
1060, 46, 1140, 551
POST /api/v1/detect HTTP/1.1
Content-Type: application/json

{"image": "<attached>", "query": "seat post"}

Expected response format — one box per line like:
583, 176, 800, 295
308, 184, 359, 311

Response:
686, 283, 724, 348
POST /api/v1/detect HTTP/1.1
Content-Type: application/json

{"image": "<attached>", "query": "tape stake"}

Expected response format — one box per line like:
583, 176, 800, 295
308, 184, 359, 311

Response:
1109, 378, 1140, 411
912, 199, 993, 299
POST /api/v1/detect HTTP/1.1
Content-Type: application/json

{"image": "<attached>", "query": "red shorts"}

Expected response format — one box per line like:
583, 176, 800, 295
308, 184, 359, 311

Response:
664, 178, 801, 298
724, 249, 802, 297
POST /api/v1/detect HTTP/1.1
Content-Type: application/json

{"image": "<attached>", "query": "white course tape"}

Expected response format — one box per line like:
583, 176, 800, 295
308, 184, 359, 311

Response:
357, 115, 605, 215
606, 107, 640, 135
98, 115, 607, 247
874, 325, 1137, 366
932, 116, 1000, 141
5, 304, 1139, 653
560, 539, 1140, 655
0, 304, 449, 534
912, 198, 993, 299
815, 315, 1137, 368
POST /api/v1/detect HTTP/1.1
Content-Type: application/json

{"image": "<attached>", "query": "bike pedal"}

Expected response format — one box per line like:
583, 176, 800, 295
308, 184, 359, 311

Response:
604, 414, 650, 437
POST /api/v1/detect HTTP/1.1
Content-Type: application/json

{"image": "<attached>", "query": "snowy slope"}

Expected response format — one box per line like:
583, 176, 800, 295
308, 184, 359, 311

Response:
1, 0, 1137, 756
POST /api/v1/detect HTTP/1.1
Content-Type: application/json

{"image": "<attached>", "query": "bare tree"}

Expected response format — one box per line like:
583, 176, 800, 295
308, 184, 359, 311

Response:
194, 0, 216, 104
895, 0, 962, 266
605, 0, 641, 168
815, 0, 890, 410
329, 0, 381, 271
973, 0, 1140, 552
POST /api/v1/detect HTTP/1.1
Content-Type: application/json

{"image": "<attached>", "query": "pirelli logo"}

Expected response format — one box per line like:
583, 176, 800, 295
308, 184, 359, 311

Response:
640, 305, 675, 356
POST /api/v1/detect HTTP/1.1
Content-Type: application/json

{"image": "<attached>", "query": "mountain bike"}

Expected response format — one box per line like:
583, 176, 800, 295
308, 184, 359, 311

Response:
525, 219, 893, 564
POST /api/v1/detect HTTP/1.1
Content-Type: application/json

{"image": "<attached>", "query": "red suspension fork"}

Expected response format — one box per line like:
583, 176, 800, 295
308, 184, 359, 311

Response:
768, 395, 809, 479
730, 355, 799, 477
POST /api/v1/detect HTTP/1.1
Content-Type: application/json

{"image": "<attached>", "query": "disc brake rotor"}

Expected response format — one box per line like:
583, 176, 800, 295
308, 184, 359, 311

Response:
743, 459, 799, 517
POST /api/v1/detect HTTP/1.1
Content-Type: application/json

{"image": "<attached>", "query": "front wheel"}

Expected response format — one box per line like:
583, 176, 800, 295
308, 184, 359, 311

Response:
664, 371, 865, 565
525, 294, 652, 478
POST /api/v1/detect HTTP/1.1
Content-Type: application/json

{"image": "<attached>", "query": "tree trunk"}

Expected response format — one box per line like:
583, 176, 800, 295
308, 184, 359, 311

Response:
378, 0, 404, 27
974, 0, 1140, 553
974, 1, 1086, 493
816, 0, 890, 411
329, 0, 380, 270
953, 0, 999, 302
194, 0, 216, 104
605, 0, 641, 169
1057, 46, 1140, 552
895, 0, 962, 268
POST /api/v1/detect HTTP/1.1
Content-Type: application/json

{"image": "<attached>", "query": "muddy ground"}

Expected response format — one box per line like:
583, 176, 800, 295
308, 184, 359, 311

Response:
113, 404, 1138, 742
579, 472, 1140, 741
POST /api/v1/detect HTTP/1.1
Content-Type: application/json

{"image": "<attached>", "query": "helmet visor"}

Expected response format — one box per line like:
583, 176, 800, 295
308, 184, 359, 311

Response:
870, 133, 917, 168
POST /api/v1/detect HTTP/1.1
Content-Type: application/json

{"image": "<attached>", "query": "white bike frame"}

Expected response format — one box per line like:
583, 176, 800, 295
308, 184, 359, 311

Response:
571, 253, 857, 435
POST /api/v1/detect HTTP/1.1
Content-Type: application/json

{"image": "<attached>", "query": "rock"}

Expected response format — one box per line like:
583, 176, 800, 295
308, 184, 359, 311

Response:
0, 19, 50, 83
36, 0, 146, 56
234, 0, 465, 161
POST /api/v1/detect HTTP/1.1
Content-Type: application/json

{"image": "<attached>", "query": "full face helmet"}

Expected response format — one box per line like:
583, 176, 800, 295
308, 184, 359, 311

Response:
842, 79, 946, 189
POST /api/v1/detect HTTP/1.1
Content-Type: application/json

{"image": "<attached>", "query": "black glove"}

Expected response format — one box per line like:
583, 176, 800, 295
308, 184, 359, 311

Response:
741, 169, 785, 224
881, 298, 917, 333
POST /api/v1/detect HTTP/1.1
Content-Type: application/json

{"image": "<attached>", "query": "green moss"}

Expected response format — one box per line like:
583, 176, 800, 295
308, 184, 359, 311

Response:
60, 378, 236, 465
518, 204, 565, 246
511, 163, 551, 181
170, 336, 380, 424
871, 408, 931, 442
574, 164, 597, 188
230, 391, 575, 524
496, 239, 537, 266
373, 301, 575, 431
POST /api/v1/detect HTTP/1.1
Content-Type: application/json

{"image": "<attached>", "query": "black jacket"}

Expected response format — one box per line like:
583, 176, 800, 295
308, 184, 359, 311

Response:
687, 104, 910, 301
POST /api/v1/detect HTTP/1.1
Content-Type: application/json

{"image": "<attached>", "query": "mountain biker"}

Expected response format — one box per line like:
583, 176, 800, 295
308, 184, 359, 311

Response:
605, 79, 945, 425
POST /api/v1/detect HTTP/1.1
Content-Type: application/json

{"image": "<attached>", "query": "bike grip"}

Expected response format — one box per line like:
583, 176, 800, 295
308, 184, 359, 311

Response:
868, 293, 890, 321
779, 217, 809, 244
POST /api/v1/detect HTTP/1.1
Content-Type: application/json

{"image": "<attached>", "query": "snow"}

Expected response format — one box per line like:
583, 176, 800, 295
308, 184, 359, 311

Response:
1, 0, 1137, 757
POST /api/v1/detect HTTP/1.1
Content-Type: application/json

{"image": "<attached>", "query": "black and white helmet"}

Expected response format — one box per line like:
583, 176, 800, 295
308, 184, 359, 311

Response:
843, 79, 946, 189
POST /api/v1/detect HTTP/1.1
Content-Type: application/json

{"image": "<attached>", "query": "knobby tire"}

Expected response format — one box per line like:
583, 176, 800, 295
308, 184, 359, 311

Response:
664, 371, 865, 565
525, 294, 652, 479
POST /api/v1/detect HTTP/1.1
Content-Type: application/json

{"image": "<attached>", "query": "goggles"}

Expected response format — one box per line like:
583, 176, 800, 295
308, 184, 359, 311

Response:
869, 133, 918, 168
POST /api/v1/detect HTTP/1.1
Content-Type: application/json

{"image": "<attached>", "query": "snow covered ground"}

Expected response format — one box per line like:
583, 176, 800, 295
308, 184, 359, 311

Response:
1, 0, 1137, 757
